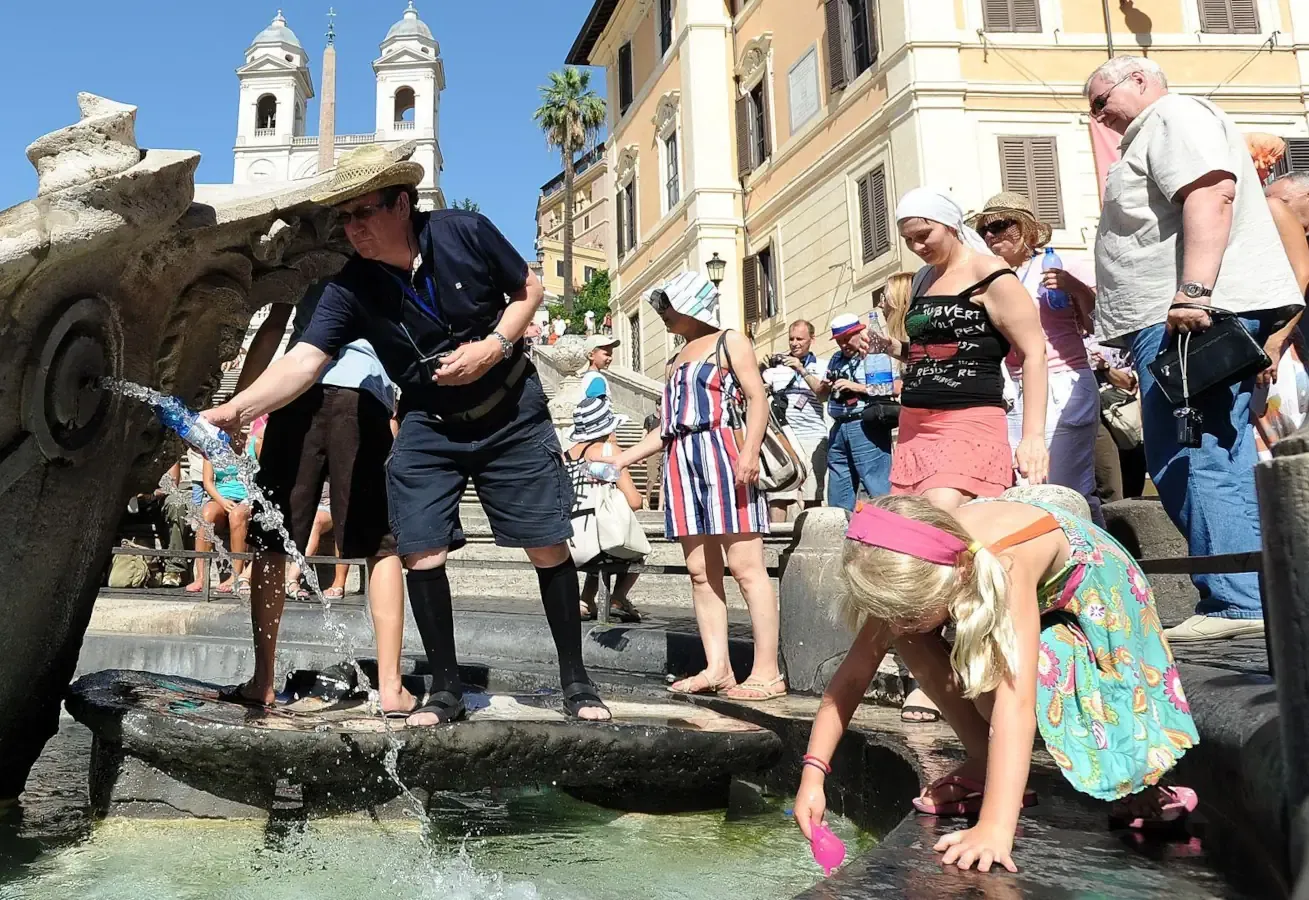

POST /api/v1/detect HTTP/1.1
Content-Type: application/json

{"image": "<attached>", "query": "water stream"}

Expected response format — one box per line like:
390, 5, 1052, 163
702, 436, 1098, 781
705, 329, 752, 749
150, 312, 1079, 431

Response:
101, 379, 426, 826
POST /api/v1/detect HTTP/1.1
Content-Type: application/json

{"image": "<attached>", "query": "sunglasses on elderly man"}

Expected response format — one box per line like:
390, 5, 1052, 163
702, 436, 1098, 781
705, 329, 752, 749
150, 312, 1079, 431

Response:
977, 218, 1017, 238
336, 198, 396, 226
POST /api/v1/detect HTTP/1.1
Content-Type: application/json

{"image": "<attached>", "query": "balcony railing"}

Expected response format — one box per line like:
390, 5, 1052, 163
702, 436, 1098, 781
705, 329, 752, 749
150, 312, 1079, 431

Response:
287, 132, 383, 148
253, 127, 277, 138
393, 120, 415, 131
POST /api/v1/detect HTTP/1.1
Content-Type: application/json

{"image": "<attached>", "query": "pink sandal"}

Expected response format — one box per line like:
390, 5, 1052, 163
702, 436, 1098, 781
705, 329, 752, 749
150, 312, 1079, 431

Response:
911, 775, 1038, 816
1109, 786, 1197, 831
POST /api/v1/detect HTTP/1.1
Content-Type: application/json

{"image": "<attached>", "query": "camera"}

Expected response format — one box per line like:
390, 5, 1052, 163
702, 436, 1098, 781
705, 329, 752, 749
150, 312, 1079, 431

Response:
767, 354, 789, 368
417, 350, 454, 383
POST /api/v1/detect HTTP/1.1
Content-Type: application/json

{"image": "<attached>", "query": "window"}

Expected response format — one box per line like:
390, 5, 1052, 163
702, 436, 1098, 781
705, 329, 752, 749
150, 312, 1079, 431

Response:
998, 136, 1064, 228
255, 94, 278, 131
628, 313, 643, 372
394, 86, 416, 124
824, 0, 879, 93
583, 214, 591, 231
982, 0, 1042, 32
584, 266, 598, 283
665, 130, 681, 209
556, 260, 566, 278
658, 0, 674, 55
616, 181, 637, 257
856, 165, 891, 264
1198, 0, 1260, 33
1272, 138, 1309, 179
736, 82, 771, 177
742, 249, 778, 325
618, 43, 634, 115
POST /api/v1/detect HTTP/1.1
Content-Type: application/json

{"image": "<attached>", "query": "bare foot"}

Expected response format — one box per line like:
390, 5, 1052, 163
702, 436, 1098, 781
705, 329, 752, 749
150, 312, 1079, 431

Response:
221, 679, 276, 707
378, 685, 417, 717
184, 580, 204, 594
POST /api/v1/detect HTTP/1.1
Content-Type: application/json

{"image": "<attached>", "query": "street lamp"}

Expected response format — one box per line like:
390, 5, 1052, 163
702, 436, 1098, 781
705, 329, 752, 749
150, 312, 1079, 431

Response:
706, 252, 727, 287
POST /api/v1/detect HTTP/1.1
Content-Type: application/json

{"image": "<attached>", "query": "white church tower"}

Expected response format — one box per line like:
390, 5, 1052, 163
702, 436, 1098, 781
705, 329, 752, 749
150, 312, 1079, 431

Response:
233, 11, 314, 184
374, 1, 445, 209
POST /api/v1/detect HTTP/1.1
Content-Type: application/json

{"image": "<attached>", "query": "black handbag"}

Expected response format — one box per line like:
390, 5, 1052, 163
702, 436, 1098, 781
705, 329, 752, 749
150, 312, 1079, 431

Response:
1146, 304, 1270, 405
861, 398, 901, 428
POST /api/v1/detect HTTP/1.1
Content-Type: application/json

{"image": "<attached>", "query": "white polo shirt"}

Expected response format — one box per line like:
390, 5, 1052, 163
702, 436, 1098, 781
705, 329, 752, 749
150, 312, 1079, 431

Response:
1094, 94, 1302, 344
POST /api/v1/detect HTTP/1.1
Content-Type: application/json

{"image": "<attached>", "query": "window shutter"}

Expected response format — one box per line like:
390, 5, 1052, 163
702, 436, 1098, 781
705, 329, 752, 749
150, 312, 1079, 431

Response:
982, 0, 1013, 31
998, 136, 1063, 229
618, 43, 634, 113
742, 254, 760, 324
1287, 138, 1309, 172
866, 0, 880, 65
736, 94, 753, 177
1200, 0, 1259, 34
759, 82, 772, 161
1012, 0, 1041, 32
871, 166, 890, 257
615, 189, 627, 257
825, 0, 849, 93
857, 174, 875, 263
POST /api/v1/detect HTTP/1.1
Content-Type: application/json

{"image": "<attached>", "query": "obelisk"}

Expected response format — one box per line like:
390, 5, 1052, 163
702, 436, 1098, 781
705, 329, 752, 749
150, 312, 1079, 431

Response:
317, 8, 337, 174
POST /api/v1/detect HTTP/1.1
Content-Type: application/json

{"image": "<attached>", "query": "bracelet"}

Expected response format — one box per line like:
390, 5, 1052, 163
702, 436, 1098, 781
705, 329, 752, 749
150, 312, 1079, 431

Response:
489, 330, 514, 360
802, 754, 831, 775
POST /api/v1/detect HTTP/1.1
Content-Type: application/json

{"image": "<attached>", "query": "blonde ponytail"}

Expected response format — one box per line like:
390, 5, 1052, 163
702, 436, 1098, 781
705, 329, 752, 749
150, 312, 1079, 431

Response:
948, 546, 1020, 698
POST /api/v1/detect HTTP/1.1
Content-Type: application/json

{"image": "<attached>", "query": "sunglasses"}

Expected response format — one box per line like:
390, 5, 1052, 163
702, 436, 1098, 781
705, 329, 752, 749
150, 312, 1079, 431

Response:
1090, 74, 1133, 115
978, 219, 1017, 238
649, 289, 672, 313
337, 200, 394, 226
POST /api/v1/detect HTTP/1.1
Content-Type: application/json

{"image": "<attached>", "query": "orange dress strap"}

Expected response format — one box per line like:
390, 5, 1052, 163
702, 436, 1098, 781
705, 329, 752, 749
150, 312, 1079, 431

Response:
986, 513, 1061, 555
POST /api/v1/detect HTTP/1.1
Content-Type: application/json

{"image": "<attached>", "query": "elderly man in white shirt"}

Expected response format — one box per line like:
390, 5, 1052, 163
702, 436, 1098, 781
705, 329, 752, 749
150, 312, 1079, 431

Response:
1086, 55, 1304, 643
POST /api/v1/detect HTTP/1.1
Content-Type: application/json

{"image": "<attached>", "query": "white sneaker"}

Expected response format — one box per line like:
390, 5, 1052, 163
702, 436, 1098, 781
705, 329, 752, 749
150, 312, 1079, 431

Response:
1163, 614, 1265, 643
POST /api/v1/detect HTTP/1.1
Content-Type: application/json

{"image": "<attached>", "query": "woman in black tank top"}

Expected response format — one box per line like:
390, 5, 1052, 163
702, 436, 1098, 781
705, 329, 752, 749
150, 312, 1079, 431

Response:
874, 189, 1050, 512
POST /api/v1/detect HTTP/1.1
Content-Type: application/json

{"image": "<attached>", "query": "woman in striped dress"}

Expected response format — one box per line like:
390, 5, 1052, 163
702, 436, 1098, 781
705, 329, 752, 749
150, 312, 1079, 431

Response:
614, 271, 785, 701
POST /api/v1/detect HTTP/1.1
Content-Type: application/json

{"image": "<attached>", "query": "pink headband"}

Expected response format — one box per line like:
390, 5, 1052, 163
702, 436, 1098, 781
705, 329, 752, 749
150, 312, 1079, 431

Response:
846, 503, 979, 566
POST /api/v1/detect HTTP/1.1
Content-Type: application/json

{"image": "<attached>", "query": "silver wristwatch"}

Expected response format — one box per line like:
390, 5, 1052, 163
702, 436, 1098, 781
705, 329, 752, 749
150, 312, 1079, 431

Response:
1178, 282, 1213, 300
489, 330, 514, 360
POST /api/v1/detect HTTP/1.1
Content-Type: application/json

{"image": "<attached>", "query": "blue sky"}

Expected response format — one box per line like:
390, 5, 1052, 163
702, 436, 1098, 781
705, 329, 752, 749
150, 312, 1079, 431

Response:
0, 1, 605, 256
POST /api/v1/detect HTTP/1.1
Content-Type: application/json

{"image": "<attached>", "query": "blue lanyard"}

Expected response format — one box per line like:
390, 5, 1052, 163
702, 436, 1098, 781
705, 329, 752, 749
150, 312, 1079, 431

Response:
388, 268, 444, 330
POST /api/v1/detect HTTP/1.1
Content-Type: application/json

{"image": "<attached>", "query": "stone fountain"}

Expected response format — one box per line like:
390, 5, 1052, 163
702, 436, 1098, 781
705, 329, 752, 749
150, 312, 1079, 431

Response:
0, 94, 353, 799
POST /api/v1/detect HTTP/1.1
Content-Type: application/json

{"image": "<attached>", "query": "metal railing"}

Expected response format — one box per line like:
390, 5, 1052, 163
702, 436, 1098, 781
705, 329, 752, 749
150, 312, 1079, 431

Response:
109, 546, 369, 605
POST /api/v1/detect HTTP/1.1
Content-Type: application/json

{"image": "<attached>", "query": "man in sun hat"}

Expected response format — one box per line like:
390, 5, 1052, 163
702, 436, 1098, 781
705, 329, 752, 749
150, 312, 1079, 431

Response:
207, 143, 611, 725
811, 313, 896, 510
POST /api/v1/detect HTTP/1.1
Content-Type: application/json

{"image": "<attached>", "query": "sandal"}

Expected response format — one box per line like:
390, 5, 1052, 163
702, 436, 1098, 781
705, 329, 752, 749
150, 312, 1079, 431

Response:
561, 681, 611, 721
323, 586, 345, 600
911, 774, 1038, 816
237, 577, 251, 598
579, 601, 597, 621
405, 690, 466, 727
380, 692, 421, 721
215, 581, 235, 594
284, 580, 301, 599
1108, 785, 1197, 831
668, 671, 737, 695
900, 706, 942, 723
608, 604, 641, 624
723, 675, 787, 702
217, 681, 274, 710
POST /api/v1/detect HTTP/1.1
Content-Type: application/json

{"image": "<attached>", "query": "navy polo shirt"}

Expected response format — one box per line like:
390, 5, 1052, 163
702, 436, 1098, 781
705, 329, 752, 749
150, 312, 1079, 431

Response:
299, 210, 530, 416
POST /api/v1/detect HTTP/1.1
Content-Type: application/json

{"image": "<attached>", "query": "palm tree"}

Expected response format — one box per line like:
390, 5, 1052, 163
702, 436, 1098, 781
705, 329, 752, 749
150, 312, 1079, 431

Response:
534, 67, 606, 314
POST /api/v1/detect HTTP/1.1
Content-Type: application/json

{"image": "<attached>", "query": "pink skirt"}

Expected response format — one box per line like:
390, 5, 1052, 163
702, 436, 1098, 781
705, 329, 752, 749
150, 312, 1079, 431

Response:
891, 405, 1014, 498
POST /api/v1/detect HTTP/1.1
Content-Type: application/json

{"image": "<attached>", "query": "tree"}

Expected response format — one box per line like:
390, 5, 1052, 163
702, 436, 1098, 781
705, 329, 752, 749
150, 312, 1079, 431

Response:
547, 269, 610, 335
452, 197, 480, 213
533, 67, 606, 315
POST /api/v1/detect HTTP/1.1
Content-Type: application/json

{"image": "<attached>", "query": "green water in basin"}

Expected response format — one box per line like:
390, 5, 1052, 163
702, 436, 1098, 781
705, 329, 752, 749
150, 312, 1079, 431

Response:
0, 720, 873, 900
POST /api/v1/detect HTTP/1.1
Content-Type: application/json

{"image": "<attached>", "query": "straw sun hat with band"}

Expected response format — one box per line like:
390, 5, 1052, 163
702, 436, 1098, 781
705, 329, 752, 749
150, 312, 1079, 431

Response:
966, 191, 1053, 251
311, 143, 425, 207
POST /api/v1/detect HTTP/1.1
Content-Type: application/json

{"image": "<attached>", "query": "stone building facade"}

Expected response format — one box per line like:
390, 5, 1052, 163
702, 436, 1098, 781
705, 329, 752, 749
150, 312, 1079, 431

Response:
569, 0, 1309, 376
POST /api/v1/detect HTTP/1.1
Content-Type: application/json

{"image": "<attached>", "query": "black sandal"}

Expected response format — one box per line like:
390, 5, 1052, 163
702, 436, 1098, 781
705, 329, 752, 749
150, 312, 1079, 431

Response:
900, 705, 942, 723
608, 604, 641, 624
561, 681, 611, 721
217, 682, 273, 710
405, 690, 466, 726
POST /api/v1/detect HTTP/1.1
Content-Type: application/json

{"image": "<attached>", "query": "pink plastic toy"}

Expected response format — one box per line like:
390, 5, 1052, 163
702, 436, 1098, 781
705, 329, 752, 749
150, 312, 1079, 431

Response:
810, 823, 846, 876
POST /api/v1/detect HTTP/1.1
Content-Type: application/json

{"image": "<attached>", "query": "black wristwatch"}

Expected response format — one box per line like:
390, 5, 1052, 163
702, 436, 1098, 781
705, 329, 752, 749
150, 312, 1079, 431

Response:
1177, 282, 1213, 300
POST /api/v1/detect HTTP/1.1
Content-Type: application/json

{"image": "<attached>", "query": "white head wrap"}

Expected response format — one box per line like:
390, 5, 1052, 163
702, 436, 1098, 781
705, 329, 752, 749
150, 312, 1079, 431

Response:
895, 187, 995, 257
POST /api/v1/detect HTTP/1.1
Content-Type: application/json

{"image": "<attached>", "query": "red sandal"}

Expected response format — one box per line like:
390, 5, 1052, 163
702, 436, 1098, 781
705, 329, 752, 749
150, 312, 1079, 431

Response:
911, 774, 1038, 816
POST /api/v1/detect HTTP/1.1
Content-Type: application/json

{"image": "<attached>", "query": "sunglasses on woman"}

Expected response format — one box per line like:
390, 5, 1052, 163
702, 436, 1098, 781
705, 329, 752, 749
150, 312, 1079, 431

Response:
978, 218, 1017, 238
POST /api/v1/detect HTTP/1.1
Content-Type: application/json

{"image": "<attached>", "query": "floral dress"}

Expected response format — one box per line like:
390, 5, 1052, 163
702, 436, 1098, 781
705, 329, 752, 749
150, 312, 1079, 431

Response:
1028, 500, 1199, 801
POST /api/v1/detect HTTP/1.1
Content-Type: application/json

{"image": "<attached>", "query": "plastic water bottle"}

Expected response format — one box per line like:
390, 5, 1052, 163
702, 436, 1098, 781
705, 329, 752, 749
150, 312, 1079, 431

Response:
1040, 246, 1069, 310
585, 462, 621, 484
809, 823, 846, 876
864, 311, 896, 398
154, 396, 231, 460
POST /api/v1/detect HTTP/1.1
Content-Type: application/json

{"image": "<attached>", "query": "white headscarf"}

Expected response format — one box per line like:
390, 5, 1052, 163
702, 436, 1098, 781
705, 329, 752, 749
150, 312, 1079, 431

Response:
895, 187, 995, 257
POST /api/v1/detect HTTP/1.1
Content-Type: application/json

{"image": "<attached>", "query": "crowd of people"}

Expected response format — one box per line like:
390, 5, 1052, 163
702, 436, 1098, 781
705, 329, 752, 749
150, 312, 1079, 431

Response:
111, 52, 1309, 873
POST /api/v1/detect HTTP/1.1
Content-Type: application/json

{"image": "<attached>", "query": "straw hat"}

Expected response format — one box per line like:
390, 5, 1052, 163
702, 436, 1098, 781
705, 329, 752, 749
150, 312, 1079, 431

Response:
966, 191, 1053, 246
311, 143, 425, 206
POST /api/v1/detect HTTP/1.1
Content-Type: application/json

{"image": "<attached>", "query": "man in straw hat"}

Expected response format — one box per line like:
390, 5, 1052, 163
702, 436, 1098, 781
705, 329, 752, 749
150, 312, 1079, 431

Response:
208, 144, 610, 723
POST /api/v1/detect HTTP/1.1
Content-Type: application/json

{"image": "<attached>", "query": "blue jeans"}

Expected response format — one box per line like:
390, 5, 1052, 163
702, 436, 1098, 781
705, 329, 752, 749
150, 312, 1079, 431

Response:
1128, 316, 1268, 619
826, 418, 892, 511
